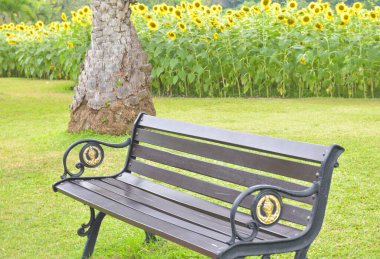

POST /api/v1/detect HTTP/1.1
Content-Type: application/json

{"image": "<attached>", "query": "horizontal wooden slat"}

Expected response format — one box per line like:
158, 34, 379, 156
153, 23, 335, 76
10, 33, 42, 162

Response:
75, 180, 231, 242
89, 179, 278, 241
138, 115, 327, 162
132, 144, 313, 204
116, 173, 303, 238
135, 129, 319, 182
55, 181, 227, 258
127, 161, 311, 226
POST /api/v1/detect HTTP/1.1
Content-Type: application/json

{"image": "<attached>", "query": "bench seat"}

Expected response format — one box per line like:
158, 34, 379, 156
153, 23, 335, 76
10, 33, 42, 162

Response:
55, 173, 304, 258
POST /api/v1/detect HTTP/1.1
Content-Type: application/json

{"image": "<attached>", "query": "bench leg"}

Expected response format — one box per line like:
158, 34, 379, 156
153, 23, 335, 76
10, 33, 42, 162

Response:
294, 245, 310, 259
144, 231, 157, 243
81, 212, 106, 259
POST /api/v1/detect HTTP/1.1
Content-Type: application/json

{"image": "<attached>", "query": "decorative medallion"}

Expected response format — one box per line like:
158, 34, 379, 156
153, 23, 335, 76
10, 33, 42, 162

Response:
252, 191, 282, 227
79, 143, 104, 168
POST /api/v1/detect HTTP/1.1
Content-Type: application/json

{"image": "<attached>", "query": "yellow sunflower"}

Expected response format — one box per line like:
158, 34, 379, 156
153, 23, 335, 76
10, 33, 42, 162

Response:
36, 21, 44, 28
213, 32, 219, 40
314, 22, 323, 31
166, 31, 176, 40
193, 17, 203, 27
277, 14, 286, 22
147, 20, 159, 31
261, 0, 272, 10
83, 6, 91, 14
335, 3, 346, 13
61, 12, 67, 21
174, 9, 182, 19
325, 11, 334, 21
67, 41, 74, 48
177, 22, 186, 32
301, 14, 311, 24
137, 4, 148, 13
369, 11, 377, 21
299, 57, 306, 65
287, 1, 298, 10
193, 0, 202, 9
353, 2, 363, 10
340, 12, 350, 22
287, 17, 296, 26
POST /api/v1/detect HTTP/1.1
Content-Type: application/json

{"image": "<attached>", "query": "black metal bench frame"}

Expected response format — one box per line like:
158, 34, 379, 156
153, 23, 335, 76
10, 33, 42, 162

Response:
53, 113, 344, 259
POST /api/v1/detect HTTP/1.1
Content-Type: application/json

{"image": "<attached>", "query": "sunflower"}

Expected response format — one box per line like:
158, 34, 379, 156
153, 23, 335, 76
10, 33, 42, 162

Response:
67, 41, 74, 48
181, 2, 186, 10
325, 11, 334, 21
166, 31, 176, 40
369, 11, 377, 21
308, 2, 316, 10
17, 25, 25, 32
5, 32, 12, 37
61, 12, 67, 21
335, 3, 346, 13
219, 25, 225, 32
241, 6, 249, 14
137, 4, 148, 13
301, 14, 311, 24
193, 0, 202, 9
313, 7, 321, 15
287, 1, 297, 10
0, 25, 3, 31
287, 17, 296, 26
213, 32, 219, 40
261, 0, 272, 10
339, 20, 347, 27
7, 39, 17, 45
193, 17, 203, 27
227, 16, 234, 23
147, 20, 159, 31
36, 21, 44, 28
63, 22, 69, 30
353, 2, 363, 10
160, 4, 168, 14
143, 14, 153, 20
83, 6, 90, 14
174, 9, 182, 19
271, 3, 281, 13
299, 57, 306, 65
153, 5, 159, 13
251, 6, 261, 14
340, 12, 350, 22
314, 22, 323, 30
277, 14, 286, 22
169, 6, 174, 13
177, 22, 186, 32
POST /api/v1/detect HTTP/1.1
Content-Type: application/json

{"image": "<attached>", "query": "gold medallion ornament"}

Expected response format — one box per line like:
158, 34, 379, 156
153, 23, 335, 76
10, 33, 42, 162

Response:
252, 191, 282, 226
79, 143, 104, 168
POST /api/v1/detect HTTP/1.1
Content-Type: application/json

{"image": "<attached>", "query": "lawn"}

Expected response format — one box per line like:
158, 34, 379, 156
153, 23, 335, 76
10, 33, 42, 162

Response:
0, 78, 379, 258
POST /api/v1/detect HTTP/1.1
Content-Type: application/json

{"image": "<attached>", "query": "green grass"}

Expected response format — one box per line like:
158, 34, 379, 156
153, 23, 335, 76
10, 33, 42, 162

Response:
0, 78, 379, 258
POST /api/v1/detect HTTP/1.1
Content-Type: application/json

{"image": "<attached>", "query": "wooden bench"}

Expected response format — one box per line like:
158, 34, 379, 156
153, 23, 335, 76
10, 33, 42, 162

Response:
53, 113, 344, 259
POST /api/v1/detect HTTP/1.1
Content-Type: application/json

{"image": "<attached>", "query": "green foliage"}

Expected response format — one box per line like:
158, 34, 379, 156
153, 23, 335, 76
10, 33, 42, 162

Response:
1, 2, 380, 98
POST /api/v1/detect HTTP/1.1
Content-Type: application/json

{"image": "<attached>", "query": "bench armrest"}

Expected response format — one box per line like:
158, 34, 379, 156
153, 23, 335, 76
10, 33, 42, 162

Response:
61, 138, 132, 179
228, 182, 320, 245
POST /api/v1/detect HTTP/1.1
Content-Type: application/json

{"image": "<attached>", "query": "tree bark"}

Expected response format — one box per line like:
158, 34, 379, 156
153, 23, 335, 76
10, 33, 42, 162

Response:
68, 0, 155, 135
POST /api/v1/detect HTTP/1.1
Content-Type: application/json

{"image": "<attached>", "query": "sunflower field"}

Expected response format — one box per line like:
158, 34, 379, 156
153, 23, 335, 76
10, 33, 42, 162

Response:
1, 1, 380, 98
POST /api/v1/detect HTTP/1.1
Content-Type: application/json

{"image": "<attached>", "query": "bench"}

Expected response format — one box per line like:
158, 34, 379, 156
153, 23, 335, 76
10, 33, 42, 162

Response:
53, 113, 344, 259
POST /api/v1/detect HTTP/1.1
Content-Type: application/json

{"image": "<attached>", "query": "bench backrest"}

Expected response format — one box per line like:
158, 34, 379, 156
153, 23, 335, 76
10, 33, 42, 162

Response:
125, 114, 343, 230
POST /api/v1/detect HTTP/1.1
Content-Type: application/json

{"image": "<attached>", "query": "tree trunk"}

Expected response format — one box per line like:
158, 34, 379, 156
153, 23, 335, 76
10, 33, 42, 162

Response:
68, 0, 155, 135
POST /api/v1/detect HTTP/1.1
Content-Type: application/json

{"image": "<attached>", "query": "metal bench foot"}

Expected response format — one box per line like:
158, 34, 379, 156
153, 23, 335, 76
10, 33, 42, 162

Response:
79, 209, 106, 259
144, 231, 157, 243
295, 245, 310, 259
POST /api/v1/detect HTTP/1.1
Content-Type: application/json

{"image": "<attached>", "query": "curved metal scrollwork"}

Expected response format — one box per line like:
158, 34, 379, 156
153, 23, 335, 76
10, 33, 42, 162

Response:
77, 207, 96, 237
61, 138, 131, 179
228, 182, 320, 245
